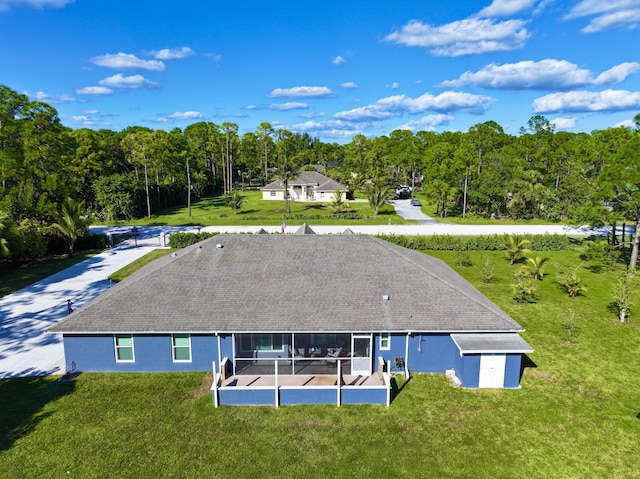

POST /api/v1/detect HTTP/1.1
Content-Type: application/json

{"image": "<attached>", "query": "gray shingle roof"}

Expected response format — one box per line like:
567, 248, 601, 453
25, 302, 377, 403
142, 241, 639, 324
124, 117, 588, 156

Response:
261, 171, 346, 192
49, 235, 524, 335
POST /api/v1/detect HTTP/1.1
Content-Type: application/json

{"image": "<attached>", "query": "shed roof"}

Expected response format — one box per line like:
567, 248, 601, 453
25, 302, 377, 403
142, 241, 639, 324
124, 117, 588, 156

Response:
451, 333, 533, 354
50, 234, 525, 335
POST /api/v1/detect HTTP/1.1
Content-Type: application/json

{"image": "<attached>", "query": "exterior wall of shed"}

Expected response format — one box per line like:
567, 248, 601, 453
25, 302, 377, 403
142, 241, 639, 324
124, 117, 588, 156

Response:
455, 353, 523, 388
62, 334, 218, 372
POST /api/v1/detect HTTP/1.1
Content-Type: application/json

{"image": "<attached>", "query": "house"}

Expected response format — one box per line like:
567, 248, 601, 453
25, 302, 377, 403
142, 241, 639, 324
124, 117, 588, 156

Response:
49, 232, 533, 407
261, 171, 347, 202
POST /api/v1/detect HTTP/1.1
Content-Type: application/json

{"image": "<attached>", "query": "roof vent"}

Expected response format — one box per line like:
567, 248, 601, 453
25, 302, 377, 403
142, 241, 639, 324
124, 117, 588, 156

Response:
382, 294, 390, 303
216, 243, 223, 249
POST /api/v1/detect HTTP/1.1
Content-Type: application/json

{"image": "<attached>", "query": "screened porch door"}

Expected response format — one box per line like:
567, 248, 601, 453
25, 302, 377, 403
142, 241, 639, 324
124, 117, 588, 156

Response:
351, 334, 372, 376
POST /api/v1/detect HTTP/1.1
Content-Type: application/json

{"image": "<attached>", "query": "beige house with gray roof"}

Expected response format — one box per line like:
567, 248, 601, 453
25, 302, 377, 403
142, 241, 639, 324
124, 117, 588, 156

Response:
261, 171, 347, 202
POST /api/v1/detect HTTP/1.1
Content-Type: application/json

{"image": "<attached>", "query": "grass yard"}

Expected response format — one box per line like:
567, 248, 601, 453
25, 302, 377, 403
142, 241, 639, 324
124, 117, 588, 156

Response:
1, 248, 639, 478
99, 190, 407, 227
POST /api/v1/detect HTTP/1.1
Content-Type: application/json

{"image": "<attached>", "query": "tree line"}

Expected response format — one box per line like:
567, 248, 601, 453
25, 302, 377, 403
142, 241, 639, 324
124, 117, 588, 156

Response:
1, 84, 639, 267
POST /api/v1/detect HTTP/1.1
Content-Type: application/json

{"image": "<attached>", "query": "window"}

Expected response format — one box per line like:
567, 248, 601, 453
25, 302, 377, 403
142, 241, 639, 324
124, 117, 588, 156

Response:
115, 334, 134, 362
379, 333, 390, 350
240, 334, 284, 351
320, 191, 325, 199
270, 191, 276, 197
172, 334, 191, 362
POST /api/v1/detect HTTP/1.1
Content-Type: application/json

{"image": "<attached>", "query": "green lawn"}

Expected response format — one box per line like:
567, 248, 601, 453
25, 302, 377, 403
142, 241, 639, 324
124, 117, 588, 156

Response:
98, 190, 409, 227
0, 250, 103, 298
1, 249, 639, 478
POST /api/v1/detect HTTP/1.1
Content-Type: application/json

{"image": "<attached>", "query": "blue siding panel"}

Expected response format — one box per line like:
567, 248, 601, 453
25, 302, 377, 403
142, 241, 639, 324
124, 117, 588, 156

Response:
407, 334, 458, 372
219, 388, 274, 406
280, 388, 336, 405
62, 334, 218, 372
342, 388, 387, 405
374, 333, 407, 373
504, 354, 522, 388
460, 354, 481, 388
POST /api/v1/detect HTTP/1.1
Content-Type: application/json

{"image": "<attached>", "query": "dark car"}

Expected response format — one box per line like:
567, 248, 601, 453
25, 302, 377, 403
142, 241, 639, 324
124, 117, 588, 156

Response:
410, 198, 422, 206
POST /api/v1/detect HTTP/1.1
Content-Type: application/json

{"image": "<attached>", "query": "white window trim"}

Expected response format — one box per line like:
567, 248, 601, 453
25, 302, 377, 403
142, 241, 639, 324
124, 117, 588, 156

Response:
379, 333, 391, 351
114, 334, 135, 362
172, 334, 192, 363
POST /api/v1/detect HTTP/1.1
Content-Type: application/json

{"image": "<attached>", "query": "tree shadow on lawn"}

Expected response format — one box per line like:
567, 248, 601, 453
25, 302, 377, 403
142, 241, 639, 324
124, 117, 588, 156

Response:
0, 376, 75, 451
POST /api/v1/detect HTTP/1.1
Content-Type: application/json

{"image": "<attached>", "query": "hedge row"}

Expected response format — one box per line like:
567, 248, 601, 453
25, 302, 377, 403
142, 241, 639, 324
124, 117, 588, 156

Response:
377, 233, 569, 251
168, 231, 220, 248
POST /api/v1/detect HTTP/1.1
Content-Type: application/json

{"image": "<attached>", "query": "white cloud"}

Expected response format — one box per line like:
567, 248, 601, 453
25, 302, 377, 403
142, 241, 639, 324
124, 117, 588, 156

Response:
341, 82, 359, 89
27, 91, 75, 103
300, 112, 327, 119
566, 0, 640, 32
335, 91, 495, 122
390, 82, 400, 90
332, 55, 345, 65
440, 59, 640, 90
152, 47, 195, 60
76, 86, 113, 95
615, 118, 636, 128
397, 114, 454, 132
167, 111, 203, 120
267, 102, 308, 111
384, 17, 530, 56
290, 119, 364, 138
477, 0, 537, 18
533, 89, 640, 112
550, 117, 577, 130
0, 0, 73, 10
98, 74, 158, 89
91, 53, 165, 71
267, 86, 334, 99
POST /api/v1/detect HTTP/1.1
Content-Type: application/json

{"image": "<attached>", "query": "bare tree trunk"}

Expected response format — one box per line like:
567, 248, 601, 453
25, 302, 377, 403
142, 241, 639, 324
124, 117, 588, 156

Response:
186, 157, 192, 218
144, 163, 151, 219
462, 167, 469, 219
630, 211, 640, 270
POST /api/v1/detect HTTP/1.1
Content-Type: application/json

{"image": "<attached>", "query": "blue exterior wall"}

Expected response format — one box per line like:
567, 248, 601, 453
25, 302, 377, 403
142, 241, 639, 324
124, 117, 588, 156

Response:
504, 354, 522, 388
218, 388, 274, 406
280, 388, 336, 406
373, 333, 407, 373
62, 334, 218, 372
342, 388, 387, 405
406, 333, 458, 372
459, 354, 481, 388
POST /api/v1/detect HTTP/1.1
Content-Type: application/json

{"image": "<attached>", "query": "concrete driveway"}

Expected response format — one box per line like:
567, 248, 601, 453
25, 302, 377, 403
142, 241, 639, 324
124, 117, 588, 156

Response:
389, 199, 436, 223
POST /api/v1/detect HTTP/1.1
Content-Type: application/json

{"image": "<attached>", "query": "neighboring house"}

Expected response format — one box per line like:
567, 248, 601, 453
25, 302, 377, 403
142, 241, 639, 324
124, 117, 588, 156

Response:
261, 171, 347, 202
49, 231, 533, 407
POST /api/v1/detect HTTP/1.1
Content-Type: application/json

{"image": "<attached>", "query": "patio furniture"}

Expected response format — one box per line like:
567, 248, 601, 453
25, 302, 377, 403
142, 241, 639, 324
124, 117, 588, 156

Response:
325, 347, 343, 367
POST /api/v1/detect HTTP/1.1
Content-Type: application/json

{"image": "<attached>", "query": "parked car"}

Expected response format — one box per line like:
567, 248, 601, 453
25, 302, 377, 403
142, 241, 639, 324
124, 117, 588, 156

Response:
410, 198, 422, 206
395, 185, 412, 199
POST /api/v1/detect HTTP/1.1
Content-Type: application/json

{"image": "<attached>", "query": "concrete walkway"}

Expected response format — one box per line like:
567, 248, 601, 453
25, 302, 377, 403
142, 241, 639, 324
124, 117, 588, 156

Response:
0, 221, 597, 379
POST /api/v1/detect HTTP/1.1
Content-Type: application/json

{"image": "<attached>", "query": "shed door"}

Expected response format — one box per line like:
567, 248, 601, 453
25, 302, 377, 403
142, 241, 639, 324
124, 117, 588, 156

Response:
478, 354, 506, 388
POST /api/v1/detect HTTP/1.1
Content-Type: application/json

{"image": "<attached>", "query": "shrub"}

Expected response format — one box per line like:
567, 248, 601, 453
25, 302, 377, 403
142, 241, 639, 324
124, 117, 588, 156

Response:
377, 233, 569, 252
168, 231, 220, 248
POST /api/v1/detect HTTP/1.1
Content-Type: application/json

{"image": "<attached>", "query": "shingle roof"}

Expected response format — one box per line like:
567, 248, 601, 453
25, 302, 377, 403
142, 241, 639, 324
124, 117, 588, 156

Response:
49, 235, 524, 335
261, 171, 346, 191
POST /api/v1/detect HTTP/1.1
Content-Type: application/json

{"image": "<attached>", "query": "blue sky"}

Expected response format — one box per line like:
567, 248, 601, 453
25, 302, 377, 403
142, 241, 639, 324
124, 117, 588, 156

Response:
2, 0, 640, 142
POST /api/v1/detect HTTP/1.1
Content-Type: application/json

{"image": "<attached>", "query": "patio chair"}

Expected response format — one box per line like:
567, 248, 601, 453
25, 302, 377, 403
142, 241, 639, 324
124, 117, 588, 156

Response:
325, 347, 342, 367
289, 345, 304, 358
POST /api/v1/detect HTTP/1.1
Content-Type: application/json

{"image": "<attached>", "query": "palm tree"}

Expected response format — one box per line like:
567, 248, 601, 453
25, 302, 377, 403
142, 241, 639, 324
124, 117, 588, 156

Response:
502, 235, 532, 266
364, 179, 394, 215
525, 255, 550, 280
50, 197, 88, 257
224, 190, 244, 214
274, 160, 298, 214
330, 187, 348, 213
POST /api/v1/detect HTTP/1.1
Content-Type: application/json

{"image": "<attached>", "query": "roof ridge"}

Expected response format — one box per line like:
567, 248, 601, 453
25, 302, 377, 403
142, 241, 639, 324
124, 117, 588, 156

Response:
369, 236, 516, 326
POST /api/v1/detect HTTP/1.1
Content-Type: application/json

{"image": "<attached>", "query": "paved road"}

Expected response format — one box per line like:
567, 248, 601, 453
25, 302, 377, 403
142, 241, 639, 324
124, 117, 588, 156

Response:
0, 220, 598, 379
